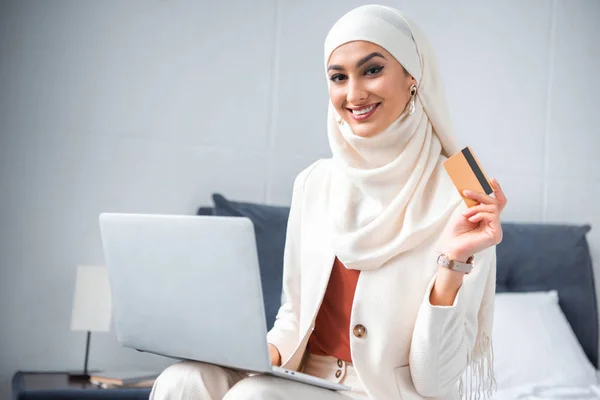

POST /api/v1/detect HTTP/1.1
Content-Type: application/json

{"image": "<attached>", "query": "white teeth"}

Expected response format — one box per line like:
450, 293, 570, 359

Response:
352, 104, 376, 115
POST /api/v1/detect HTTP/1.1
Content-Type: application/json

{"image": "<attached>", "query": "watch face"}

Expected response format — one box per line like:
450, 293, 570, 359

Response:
437, 254, 450, 268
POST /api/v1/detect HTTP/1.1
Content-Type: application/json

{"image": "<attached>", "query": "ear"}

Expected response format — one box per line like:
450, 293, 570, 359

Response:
403, 71, 416, 88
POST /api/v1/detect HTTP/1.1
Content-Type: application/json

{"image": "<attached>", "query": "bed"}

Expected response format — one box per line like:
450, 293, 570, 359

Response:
489, 222, 599, 399
200, 195, 600, 399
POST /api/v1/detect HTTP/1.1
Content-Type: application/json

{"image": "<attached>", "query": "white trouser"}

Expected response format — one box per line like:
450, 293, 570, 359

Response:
150, 353, 369, 400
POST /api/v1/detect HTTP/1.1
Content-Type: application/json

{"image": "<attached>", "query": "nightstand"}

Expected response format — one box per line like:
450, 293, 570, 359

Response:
12, 371, 151, 400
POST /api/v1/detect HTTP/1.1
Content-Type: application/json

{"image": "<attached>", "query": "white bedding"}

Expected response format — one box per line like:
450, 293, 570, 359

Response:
491, 382, 600, 399
477, 292, 599, 399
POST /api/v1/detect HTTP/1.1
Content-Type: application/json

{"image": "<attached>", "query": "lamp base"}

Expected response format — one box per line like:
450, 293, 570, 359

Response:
67, 372, 90, 383
68, 331, 93, 383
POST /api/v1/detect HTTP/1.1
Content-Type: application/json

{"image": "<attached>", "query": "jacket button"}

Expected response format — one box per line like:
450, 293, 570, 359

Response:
353, 324, 367, 338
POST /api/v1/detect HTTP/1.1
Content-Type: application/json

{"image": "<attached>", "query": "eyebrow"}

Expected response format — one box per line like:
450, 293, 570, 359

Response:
327, 52, 387, 72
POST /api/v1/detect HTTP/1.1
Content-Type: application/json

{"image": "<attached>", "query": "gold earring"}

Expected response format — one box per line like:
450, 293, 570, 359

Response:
410, 85, 417, 97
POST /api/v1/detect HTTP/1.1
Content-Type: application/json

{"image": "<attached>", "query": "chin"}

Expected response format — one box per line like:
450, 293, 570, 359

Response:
349, 123, 381, 138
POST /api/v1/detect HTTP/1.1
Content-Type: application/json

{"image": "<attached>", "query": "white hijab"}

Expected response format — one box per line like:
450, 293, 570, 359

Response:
325, 5, 461, 270
324, 5, 495, 398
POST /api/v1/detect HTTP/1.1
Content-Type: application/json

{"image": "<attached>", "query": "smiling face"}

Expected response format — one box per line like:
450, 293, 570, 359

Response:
327, 41, 416, 138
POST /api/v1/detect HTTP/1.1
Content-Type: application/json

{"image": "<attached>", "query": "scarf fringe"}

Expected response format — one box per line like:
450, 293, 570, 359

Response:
459, 330, 497, 400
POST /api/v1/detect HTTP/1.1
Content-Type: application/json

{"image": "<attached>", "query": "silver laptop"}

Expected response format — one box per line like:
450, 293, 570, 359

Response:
99, 213, 349, 391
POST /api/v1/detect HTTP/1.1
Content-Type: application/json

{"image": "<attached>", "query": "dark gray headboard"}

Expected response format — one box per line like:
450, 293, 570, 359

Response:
496, 222, 598, 368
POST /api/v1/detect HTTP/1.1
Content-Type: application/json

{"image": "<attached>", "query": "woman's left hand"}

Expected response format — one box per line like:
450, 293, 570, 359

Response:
444, 178, 508, 262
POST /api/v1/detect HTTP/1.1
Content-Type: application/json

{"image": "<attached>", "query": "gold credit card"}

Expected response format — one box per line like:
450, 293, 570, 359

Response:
443, 146, 493, 208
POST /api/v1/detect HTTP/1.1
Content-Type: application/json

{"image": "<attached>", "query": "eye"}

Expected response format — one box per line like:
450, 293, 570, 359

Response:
365, 65, 384, 76
329, 73, 347, 83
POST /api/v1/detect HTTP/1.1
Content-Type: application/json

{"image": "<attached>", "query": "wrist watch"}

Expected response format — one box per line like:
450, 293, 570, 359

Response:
436, 253, 474, 274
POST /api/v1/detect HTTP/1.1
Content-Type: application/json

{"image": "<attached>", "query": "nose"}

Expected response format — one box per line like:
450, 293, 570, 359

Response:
346, 78, 367, 105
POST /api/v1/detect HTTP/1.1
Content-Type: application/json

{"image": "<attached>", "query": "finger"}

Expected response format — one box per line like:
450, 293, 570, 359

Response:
468, 213, 503, 244
462, 204, 497, 218
468, 211, 497, 223
463, 189, 499, 206
490, 178, 508, 211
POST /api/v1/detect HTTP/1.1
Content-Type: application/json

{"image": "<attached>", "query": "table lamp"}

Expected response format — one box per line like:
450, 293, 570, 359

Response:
69, 265, 112, 381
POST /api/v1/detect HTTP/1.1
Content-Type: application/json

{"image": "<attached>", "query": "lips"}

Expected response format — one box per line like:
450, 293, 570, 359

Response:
347, 103, 381, 121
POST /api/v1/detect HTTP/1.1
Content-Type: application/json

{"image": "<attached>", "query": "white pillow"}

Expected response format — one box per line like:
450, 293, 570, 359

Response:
491, 290, 597, 389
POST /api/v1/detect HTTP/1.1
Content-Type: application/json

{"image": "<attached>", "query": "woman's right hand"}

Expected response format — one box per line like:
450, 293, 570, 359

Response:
268, 343, 281, 366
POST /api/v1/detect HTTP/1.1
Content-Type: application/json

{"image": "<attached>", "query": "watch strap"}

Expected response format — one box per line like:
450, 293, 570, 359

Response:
437, 253, 474, 274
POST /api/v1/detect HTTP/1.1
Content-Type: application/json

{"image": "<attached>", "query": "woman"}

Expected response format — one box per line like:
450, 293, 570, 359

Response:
151, 4, 507, 400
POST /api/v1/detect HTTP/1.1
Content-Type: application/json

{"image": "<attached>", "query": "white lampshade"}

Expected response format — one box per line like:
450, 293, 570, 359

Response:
70, 265, 112, 332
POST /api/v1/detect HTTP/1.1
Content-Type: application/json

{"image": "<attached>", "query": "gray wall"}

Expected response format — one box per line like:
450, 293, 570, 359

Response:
1, 0, 598, 397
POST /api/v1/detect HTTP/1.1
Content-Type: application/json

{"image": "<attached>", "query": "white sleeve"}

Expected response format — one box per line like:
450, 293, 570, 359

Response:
409, 246, 496, 397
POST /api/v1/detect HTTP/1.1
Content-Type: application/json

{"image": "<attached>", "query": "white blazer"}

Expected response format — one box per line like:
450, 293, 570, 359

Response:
266, 159, 496, 400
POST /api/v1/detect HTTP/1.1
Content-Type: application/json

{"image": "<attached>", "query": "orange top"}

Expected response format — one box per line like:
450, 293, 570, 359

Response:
308, 257, 360, 362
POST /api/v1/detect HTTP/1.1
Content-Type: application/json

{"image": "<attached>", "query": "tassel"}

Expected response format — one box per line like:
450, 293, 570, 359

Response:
459, 331, 497, 400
